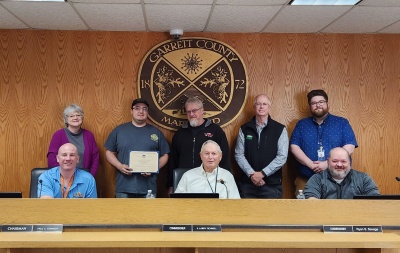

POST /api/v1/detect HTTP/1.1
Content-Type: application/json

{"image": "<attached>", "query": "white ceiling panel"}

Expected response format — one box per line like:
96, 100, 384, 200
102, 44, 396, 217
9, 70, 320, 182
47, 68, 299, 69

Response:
0, 5, 29, 29
146, 4, 211, 32
215, 0, 289, 5
74, 3, 145, 31
359, 0, 400, 7
207, 5, 281, 33
1, 0, 400, 34
265, 6, 351, 33
0, 2, 86, 30
322, 6, 400, 33
378, 20, 400, 33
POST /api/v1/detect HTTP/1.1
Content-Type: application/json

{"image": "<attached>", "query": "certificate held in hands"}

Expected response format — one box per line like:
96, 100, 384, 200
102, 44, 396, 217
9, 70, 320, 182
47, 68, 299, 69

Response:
129, 151, 159, 173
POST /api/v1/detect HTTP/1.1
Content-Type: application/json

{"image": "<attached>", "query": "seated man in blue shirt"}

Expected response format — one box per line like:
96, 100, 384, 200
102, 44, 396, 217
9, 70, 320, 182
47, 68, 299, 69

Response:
304, 147, 379, 199
38, 143, 97, 198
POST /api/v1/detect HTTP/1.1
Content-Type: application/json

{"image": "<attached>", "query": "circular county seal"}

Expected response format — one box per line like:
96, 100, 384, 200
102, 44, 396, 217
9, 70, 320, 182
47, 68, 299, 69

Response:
138, 38, 248, 131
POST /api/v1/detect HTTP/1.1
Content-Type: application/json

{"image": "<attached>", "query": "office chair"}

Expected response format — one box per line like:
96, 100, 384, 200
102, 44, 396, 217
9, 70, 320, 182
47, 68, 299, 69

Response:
173, 168, 190, 191
30, 168, 49, 198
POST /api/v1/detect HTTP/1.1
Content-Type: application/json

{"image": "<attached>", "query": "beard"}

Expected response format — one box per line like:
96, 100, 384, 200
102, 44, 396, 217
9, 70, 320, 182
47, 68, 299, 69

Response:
311, 107, 329, 119
189, 118, 199, 127
328, 167, 350, 180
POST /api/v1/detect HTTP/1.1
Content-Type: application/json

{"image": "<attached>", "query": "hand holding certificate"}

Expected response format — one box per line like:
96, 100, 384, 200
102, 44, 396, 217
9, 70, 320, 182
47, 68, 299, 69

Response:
129, 151, 159, 173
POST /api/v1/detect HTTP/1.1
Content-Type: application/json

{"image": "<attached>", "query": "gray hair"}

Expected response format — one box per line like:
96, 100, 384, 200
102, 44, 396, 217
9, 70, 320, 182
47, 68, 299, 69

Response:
200, 140, 222, 154
254, 94, 272, 106
185, 97, 204, 109
63, 104, 84, 126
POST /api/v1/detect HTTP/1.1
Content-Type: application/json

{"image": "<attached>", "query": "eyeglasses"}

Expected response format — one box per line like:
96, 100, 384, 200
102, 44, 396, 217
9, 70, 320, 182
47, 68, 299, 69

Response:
202, 151, 220, 157
68, 114, 83, 118
186, 107, 202, 114
255, 102, 270, 107
132, 106, 148, 112
310, 100, 327, 106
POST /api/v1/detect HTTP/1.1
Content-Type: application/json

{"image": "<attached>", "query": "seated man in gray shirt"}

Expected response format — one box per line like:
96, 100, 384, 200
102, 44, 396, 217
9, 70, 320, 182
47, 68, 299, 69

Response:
304, 147, 379, 199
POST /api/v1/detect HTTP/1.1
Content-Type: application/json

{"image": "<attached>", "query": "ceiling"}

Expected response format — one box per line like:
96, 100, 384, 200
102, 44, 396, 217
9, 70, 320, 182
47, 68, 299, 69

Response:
1, 0, 400, 34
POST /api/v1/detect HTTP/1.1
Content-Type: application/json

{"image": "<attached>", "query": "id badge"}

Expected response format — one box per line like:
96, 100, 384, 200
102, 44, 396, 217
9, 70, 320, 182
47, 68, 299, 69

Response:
317, 146, 325, 161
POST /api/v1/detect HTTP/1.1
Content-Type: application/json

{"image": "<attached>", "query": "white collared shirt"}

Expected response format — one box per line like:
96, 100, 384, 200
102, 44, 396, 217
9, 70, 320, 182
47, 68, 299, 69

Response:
175, 165, 241, 199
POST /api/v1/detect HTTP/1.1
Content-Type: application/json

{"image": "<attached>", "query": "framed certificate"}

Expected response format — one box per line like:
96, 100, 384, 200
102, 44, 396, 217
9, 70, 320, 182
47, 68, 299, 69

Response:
129, 151, 159, 173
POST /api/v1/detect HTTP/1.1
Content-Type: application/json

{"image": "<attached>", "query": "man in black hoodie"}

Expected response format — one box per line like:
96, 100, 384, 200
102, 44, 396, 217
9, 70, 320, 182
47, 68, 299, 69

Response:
167, 97, 231, 194
235, 94, 288, 198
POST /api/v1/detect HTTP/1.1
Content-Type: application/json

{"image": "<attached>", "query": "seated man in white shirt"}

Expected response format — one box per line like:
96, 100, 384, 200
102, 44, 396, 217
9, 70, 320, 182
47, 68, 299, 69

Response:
175, 140, 240, 199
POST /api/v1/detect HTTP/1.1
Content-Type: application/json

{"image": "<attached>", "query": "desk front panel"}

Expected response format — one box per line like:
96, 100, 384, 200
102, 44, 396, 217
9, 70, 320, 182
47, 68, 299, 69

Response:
1, 199, 400, 253
1, 199, 400, 226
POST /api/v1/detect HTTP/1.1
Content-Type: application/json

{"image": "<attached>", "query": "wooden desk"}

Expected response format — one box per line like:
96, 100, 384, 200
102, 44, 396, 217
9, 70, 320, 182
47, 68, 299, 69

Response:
1, 199, 400, 253
1, 231, 400, 248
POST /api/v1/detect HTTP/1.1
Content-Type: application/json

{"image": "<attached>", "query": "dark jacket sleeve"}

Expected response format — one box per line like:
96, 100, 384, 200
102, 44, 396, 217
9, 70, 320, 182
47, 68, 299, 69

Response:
166, 132, 180, 188
216, 126, 231, 171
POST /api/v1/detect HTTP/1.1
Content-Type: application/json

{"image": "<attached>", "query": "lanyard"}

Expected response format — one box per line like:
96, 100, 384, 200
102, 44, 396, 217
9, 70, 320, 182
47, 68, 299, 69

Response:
316, 123, 325, 147
204, 166, 219, 193
60, 174, 75, 198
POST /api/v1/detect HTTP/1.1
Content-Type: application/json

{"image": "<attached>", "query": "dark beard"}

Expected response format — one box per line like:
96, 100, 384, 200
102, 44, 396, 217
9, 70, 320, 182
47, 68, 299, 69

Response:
311, 108, 328, 119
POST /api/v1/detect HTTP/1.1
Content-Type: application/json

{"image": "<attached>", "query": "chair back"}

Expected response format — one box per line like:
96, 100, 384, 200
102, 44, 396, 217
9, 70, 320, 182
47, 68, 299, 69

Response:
173, 168, 190, 191
30, 168, 49, 198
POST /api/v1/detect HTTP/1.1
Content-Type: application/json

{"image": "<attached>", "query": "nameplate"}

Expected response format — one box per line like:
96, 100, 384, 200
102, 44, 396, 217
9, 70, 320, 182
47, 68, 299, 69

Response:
352, 226, 382, 233
162, 225, 192, 232
163, 224, 222, 232
2, 225, 33, 232
2, 224, 63, 232
193, 225, 221, 232
323, 225, 382, 233
33, 224, 63, 232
